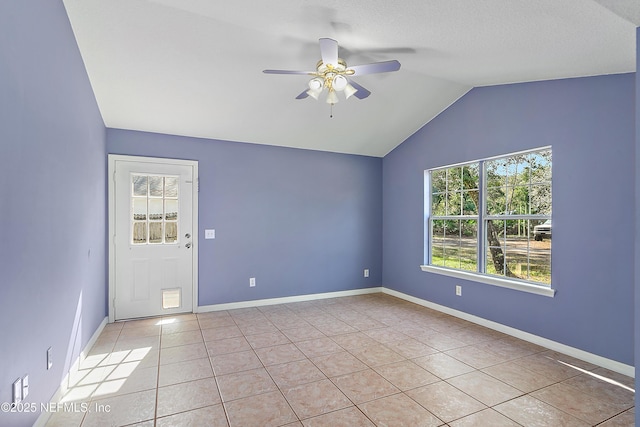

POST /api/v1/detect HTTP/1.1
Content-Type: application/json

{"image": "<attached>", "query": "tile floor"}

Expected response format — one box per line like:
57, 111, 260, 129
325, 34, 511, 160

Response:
45, 293, 635, 427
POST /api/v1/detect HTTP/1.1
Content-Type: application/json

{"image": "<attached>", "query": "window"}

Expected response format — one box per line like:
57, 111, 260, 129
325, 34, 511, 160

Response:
131, 174, 179, 245
425, 148, 552, 293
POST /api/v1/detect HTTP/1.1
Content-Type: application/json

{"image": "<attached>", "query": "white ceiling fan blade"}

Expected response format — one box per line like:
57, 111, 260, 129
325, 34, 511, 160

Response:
349, 60, 401, 76
263, 69, 315, 75
348, 80, 371, 99
319, 38, 339, 67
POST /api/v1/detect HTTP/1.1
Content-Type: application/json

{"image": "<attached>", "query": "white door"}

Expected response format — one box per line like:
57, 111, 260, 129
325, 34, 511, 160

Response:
109, 156, 198, 321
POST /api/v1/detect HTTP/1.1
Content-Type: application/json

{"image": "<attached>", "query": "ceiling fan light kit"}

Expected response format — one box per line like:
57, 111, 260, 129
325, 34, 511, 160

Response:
263, 38, 401, 116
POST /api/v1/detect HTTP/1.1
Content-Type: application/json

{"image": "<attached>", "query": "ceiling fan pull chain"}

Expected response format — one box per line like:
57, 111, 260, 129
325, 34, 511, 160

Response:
330, 103, 333, 118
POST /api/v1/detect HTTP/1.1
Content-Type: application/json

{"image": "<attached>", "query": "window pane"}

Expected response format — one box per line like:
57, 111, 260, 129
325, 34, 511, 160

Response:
529, 150, 552, 184
165, 222, 177, 243
431, 192, 446, 216
529, 240, 552, 285
149, 222, 163, 244
165, 177, 178, 198
431, 220, 446, 266
446, 191, 462, 216
449, 167, 464, 192
149, 176, 163, 197
149, 199, 163, 220
486, 186, 506, 215
132, 175, 147, 197
133, 222, 147, 244
530, 184, 552, 215
431, 170, 447, 193
463, 190, 478, 215
133, 198, 147, 221
165, 199, 178, 220
462, 164, 479, 189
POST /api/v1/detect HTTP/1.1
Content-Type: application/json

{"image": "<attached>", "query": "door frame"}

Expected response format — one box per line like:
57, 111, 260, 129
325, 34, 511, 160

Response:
108, 154, 199, 323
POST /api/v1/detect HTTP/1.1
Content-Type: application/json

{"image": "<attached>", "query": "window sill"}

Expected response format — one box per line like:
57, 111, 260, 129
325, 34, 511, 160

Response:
420, 265, 556, 297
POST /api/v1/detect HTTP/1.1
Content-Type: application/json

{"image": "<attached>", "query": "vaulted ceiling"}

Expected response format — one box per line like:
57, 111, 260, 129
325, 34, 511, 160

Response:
63, 0, 639, 157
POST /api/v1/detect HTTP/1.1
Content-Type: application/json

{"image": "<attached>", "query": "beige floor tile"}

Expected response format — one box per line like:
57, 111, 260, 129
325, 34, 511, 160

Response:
531, 382, 631, 424
254, 343, 307, 366
156, 377, 221, 417
405, 381, 486, 423
349, 343, 405, 367
210, 350, 262, 376
385, 338, 438, 358
313, 320, 358, 336
118, 324, 162, 340
201, 325, 244, 341
244, 331, 291, 349
160, 330, 203, 348
216, 367, 278, 402
513, 351, 588, 382
302, 406, 373, 426
363, 327, 408, 344
562, 370, 635, 406
311, 351, 368, 378
156, 404, 228, 427
160, 342, 208, 365
412, 352, 475, 379
447, 371, 523, 406
281, 325, 326, 342
494, 395, 590, 427
283, 379, 352, 419
482, 360, 557, 393
294, 337, 344, 358
448, 408, 521, 427
158, 357, 213, 386
330, 332, 378, 350
238, 321, 279, 335
113, 335, 160, 352
224, 390, 298, 427
331, 368, 400, 404
374, 360, 440, 391
445, 345, 511, 369
160, 319, 200, 335
92, 363, 158, 398
417, 331, 467, 351
206, 336, 252, 356
197, 315, 236, 330
266, 359, 326, 388
81, 390, 156, 427
358, 393, 442, 426
598, 408, 635, 426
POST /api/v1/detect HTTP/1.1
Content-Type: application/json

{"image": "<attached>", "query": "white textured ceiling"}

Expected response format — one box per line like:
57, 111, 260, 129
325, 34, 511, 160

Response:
62, 0, 637, 157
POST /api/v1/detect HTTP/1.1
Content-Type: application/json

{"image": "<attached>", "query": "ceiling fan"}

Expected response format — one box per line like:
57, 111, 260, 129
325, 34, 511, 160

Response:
263, 38, 401, 113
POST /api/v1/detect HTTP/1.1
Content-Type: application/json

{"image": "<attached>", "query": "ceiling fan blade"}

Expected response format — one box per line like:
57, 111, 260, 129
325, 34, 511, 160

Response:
263, 69, 315, 75
319, 38, 339, 67
348, 80, 371, 99
349, 60, 401, 76
295, 90, 309, 99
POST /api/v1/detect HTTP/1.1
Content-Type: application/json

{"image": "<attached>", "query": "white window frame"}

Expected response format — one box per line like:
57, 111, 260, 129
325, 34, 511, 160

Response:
422, 147, 555, 297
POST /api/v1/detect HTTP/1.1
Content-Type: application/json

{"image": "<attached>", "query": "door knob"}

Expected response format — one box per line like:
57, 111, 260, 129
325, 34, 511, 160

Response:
185, 242, 192, 249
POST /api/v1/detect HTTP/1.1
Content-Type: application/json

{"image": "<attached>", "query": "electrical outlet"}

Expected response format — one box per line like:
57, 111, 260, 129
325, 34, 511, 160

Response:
364, 269, 369, 278
22, 375, 29, 399
205, 229, 215, 239
47, 347, 53, 370
249, 277, 256, 287
12, 378, 22, 407
455, 285, 462, 296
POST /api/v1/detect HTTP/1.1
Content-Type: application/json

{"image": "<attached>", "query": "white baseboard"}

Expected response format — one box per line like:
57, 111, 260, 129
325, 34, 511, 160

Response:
33, 316, 109, 427
382, 288, 635, 378
197, 287, 384, 313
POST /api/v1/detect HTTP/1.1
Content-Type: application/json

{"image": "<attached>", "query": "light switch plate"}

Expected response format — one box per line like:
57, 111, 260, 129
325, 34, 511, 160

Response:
205, 229, 215, 239
22, 375, 29, 399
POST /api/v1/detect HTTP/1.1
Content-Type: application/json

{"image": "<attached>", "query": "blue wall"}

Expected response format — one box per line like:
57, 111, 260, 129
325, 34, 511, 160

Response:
0, 1, 106, 426
107, 130, 383, 305
383, 73, 636, 365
